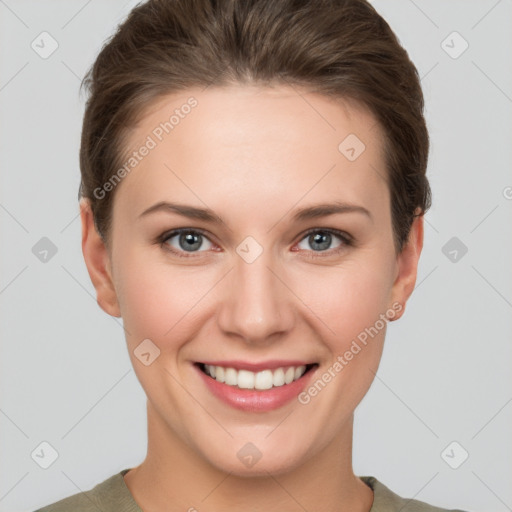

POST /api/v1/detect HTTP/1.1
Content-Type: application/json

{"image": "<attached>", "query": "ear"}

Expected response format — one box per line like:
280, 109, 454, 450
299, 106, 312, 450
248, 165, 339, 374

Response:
388, 213, 424, 321
79, 198, 121, 318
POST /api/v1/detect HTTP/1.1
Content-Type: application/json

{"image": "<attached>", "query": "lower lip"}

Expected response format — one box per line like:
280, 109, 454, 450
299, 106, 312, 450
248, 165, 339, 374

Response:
194, 363, 317, 412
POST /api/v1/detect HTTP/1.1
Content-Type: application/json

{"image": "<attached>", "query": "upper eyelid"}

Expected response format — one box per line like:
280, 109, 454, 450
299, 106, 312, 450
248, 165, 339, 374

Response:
161, 227, 216, 245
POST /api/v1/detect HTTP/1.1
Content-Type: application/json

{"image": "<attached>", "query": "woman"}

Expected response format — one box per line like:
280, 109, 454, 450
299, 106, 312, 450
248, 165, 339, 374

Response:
35, 0, 470, 510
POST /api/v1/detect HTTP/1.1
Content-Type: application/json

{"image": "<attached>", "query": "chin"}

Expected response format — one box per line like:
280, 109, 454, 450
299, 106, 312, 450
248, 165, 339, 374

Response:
201, 439, 308, 478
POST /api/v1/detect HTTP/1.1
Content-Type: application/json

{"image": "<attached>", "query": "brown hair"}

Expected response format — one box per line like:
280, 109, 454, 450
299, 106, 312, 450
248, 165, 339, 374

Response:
79, 0, 431, 253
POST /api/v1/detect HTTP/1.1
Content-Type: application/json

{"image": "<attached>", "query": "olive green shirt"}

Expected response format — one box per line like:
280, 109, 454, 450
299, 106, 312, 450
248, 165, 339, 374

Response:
34, 469, 469, 511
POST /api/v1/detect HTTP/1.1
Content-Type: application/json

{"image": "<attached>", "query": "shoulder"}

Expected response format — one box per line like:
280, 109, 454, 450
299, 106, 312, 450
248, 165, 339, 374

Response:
33, 470, 139, 512
360, 476, 472, 512
34, 490, 98, 512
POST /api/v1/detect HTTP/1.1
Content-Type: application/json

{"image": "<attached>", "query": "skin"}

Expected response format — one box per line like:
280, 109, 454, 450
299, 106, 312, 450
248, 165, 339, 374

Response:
80, 84, 423, 512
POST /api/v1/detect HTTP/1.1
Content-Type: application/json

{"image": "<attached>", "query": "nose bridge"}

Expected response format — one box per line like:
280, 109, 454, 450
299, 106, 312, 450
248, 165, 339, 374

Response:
217, 242, 294, 344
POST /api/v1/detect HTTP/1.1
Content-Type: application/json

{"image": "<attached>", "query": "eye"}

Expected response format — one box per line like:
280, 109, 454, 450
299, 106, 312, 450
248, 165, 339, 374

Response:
295, 228, 352, 256
159, 228, 214, 257
157, 227, 353, 259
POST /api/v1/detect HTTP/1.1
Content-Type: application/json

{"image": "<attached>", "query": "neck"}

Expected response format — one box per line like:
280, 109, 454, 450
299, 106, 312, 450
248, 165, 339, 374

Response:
124, 401, 374, 512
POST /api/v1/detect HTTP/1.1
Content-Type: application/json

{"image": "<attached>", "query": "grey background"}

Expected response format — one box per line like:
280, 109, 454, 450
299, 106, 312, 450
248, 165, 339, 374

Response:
1, 1, 511, 511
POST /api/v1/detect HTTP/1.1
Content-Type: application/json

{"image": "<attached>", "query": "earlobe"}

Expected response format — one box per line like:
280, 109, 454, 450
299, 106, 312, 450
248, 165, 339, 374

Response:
79, 198, 122, 318
388, 213, 424, 322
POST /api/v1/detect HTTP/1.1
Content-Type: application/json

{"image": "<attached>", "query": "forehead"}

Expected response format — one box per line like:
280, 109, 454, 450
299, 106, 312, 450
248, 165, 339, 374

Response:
115, 84, 388, 220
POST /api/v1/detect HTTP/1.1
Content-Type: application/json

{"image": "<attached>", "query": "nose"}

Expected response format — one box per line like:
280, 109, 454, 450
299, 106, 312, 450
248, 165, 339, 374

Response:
216, 248, 295, 345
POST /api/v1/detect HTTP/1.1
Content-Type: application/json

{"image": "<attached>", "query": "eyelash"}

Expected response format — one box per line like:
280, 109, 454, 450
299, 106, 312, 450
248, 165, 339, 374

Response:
157, 227, 354, 259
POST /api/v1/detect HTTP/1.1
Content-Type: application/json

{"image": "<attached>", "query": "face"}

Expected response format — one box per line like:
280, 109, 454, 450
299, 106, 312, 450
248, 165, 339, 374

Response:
81, 84, 422, 477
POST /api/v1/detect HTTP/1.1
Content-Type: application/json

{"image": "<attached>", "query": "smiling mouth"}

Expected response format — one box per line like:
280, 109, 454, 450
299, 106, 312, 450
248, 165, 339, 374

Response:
196, 362, 318, 391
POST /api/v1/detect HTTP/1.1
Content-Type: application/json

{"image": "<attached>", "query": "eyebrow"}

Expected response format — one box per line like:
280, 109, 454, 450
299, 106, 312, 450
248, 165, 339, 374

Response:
138, 200, 372, 224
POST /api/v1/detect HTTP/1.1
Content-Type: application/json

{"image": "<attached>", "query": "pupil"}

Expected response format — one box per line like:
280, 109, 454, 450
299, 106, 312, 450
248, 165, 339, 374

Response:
311, 232, 330, 251
181, 232, 201, 251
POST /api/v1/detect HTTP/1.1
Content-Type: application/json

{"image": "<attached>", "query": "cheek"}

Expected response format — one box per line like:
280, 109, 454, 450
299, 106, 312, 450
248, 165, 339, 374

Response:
114, 250, 217, 349
291, 257, 394, 405
294, 257, 394, 344
290, 261, 393, 429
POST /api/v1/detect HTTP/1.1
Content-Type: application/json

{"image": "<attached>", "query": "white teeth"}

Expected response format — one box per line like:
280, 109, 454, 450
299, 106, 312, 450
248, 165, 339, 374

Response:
285, 367, 295, 384
272, 368, 285, 387
224, 367, 237, 386
237, 370, 255, 389
203, 364, 308, 390
215, 366, 225, 383
255, 370, 273, 390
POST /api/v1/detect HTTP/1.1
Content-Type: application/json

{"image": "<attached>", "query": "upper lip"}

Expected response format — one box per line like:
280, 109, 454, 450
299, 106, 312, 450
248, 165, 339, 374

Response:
197, 360, 317, 372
